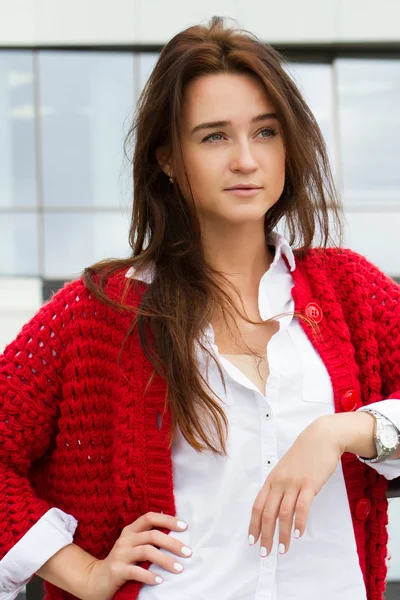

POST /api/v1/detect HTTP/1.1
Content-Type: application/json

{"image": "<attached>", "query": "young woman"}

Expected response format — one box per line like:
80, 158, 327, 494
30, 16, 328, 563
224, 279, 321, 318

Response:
1, 15, 400, 600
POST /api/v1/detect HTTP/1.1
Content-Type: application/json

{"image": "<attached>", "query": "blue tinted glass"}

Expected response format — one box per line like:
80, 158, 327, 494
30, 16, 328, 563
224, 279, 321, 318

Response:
0, 213, 38, 275
43, 211, 131, 278
337, 58, 400, 207
39, 51, 135, 207
0, 51, 36, 208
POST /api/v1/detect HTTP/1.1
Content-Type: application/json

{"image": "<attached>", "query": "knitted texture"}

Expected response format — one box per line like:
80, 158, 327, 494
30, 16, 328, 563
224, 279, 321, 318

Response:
0, 248, 399, 600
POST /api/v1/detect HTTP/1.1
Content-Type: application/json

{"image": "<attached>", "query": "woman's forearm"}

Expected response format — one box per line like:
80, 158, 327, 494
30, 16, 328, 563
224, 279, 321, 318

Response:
36, 542, 98, 599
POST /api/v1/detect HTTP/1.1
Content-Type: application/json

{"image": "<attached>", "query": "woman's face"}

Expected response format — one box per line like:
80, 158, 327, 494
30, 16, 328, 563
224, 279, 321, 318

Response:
178, 72, 286, 228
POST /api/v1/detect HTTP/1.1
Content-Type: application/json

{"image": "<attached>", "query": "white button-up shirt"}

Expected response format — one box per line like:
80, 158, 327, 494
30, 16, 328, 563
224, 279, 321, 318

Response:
1, 232, 400, 600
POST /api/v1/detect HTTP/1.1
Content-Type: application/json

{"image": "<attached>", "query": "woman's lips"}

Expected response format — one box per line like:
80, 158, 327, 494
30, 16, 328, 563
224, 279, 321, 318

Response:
224, 188, 262, 197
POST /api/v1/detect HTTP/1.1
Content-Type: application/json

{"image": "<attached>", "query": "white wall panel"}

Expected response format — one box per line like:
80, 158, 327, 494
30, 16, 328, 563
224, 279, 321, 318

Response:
0, 277, 41, 311
0, 277, 42, 351
136, 0, 337, 44
338, 0, 400, 42
136, 0, 241, 44
1, 0, 400, 46
0, 0, 36, 45
236, 0, 337, 44
36, 0, 137, 45
388, 499, 400, 580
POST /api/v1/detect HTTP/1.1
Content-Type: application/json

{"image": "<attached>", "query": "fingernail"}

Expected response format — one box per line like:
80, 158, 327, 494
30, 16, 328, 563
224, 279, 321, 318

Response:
181, 546, 192, 556
177, 520, 188, 530
155, 576, 163, 584
279, 543, 286, 554
260, 546, 267, 557
174, 562, 184, 572
248, 534, 255, 546
294, 529, 300, 539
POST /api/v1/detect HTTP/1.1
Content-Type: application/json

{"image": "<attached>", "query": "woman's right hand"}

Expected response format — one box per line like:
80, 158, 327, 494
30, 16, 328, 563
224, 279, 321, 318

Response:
83, 512, 192, 600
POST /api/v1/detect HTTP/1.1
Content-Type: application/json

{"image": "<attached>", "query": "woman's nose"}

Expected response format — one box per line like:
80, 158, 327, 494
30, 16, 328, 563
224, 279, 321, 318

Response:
230, 142, 258, 172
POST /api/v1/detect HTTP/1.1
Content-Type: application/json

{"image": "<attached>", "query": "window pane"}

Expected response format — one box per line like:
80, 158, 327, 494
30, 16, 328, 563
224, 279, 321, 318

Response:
0, 51, 36, 208
39, 51, 135, 208
337, 58, 400, 207
284, 63, 336, 177
0, 213, 38, 275
137, 53, 159, 98
344, 211, 400, 277
43, 212, 131, 279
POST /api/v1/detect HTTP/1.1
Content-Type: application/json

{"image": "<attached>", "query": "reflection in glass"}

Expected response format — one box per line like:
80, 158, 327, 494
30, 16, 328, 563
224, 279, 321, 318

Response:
0, 51, 36, 208
44, 212, 131, 279
337, 58, 400, 207
284, 62, 336, 177
39, 51, 135, 208
344, 211, 400, 277
137, 53, 159, 99
0, 213, 38, 275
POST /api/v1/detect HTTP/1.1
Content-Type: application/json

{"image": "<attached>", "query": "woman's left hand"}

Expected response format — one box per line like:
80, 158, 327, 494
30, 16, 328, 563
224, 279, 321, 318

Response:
248, 416, 345, 556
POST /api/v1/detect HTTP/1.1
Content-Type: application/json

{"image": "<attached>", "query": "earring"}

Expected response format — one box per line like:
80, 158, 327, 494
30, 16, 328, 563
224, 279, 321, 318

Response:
169, 176, 174, 183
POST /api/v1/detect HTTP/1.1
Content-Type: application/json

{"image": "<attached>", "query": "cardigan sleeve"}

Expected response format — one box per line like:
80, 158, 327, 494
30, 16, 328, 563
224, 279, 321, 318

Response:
333, 250, 400, 477
329, 248, 400, 398
352, 250, 400, 399
0, 282, 76, 560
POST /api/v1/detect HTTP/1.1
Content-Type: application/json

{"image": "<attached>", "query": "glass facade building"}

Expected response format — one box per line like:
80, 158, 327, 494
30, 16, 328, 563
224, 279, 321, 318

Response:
1, 46, 399, 598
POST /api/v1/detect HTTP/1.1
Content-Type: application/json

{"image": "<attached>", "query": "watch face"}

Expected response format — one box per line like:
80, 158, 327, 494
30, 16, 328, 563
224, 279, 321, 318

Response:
381, 425, 399, 449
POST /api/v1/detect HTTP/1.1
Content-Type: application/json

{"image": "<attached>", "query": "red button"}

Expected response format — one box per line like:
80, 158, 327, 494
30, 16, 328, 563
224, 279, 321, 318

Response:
341, 389, 361, 412
305, 302, 323, 323
355, 498, 371, 521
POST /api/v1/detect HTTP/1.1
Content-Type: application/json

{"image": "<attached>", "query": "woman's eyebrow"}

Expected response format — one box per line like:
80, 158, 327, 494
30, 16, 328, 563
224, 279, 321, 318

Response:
190, 112, 278, 136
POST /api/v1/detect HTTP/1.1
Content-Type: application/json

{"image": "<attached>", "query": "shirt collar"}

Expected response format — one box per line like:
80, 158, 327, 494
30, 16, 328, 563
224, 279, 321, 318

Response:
266, 230, 296, 272
125, 230, 296, 282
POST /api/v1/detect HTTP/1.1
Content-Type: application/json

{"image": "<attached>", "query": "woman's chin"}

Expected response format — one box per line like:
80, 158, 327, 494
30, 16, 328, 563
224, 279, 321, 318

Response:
221, 203, 273, 222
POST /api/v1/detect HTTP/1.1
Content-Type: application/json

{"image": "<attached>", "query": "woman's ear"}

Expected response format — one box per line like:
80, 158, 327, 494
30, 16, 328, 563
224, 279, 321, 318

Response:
156, 146, 173, 178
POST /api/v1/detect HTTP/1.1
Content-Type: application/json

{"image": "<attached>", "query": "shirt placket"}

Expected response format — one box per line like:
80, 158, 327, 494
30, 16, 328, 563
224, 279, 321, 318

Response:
197, 251, 294, 600
254, 294, 288, 600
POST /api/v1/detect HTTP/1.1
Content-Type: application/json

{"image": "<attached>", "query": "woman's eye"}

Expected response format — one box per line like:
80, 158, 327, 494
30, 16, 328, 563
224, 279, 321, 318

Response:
203, 132, 224, 143
202, 127, 278, 143
259, 127, 278, 138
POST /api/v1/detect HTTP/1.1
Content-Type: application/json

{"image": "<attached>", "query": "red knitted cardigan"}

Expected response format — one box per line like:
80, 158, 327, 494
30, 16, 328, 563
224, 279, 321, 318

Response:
1, 248, 399, 600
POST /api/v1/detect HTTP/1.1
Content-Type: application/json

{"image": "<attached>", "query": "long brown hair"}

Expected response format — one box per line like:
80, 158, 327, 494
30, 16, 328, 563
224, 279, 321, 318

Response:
83, 15, 342, 456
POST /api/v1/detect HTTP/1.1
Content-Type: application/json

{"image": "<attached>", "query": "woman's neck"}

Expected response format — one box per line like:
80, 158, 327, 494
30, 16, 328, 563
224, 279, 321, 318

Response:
201, 225, 274, 296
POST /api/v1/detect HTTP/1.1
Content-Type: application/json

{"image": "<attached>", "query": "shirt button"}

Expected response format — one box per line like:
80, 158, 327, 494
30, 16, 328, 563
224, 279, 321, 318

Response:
264, 557, 272, 568
261, 554, 272, 568
341, 389, 361, 412
355, 498, 371, 521
305, 302, 323, 323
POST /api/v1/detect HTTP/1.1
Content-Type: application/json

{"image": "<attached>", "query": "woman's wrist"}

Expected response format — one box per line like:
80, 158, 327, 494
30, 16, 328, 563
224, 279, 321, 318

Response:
36, 543, 99, 600
316, 412, 377, 459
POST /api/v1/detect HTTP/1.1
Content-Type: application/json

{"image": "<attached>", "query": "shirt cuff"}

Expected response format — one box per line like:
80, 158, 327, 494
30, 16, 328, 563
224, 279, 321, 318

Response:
0, 507, 78, 596
356, 399, 400, 480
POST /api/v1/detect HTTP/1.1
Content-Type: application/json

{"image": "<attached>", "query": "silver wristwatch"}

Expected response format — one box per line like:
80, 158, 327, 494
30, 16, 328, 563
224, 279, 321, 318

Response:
358, 409, 400, 463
